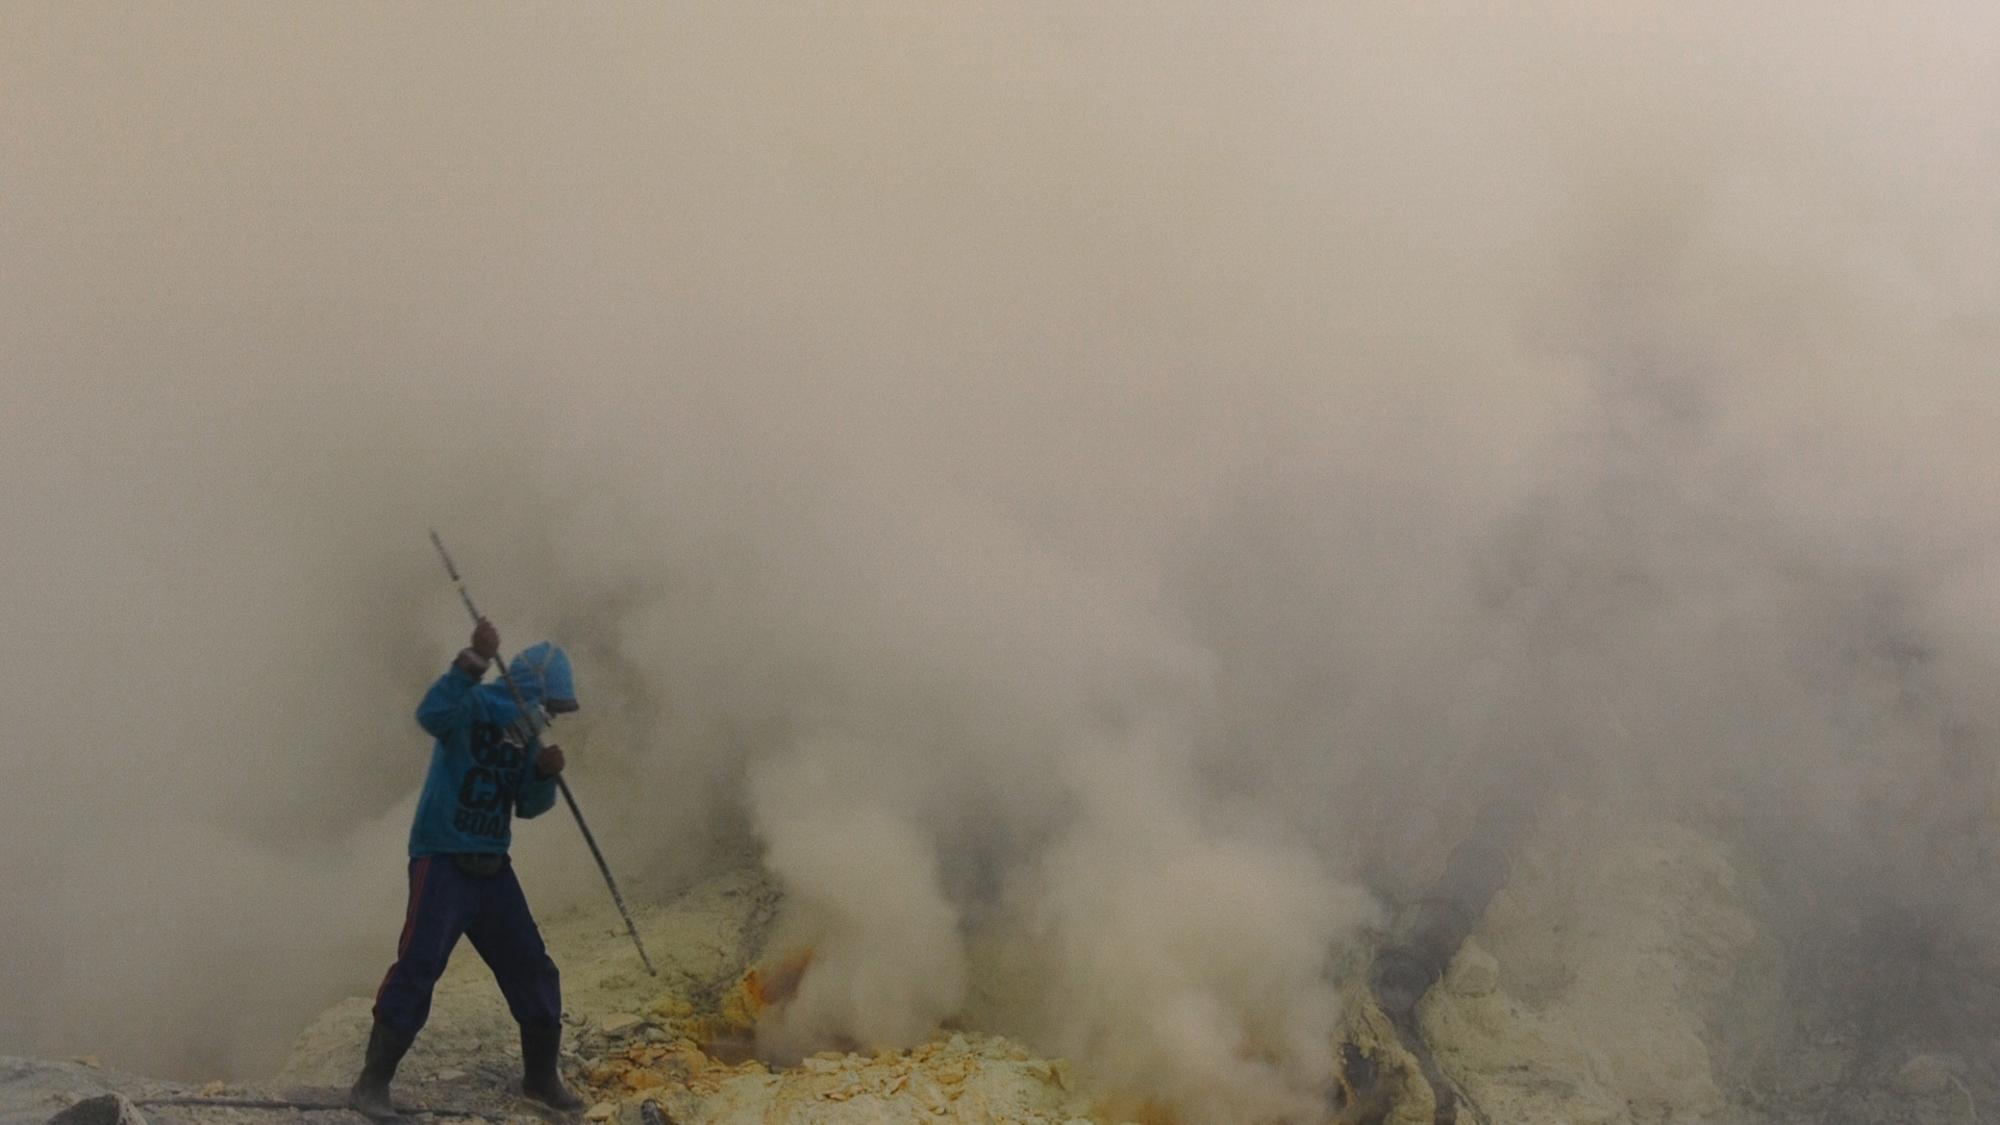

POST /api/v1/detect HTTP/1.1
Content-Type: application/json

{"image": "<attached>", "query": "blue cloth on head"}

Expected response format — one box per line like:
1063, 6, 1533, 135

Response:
406, 642, 576, 857
509, 642, 576, 709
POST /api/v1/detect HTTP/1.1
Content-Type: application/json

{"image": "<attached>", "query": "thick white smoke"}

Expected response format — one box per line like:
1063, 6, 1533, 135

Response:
6, 5, 2000, 1121
1010, 740, 1375, 1120
750, 741, 970, 1057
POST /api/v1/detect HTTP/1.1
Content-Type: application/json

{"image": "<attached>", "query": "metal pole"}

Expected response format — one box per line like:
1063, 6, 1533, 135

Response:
428, 529, 658, 976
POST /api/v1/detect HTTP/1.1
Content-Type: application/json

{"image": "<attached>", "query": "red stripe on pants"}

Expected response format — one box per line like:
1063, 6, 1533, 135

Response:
374, 857, 433, 1008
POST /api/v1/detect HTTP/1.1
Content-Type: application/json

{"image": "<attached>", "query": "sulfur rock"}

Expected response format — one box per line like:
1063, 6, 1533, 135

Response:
1446, 939, 1500, 997
600, 1013, 645, 1038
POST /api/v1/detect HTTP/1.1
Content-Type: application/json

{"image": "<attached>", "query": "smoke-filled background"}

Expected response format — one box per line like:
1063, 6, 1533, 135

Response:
5, 2, 2000, 1117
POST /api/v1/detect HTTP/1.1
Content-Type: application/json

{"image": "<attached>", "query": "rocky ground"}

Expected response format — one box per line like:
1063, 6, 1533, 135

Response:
1392, 796, 1993, 1125
10, 805, 1995, 1125
273, 864, 1097, 1125
13, 861, 1096, 1125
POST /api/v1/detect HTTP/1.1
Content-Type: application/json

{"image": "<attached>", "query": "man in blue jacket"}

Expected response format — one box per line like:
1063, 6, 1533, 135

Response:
350, 618, 586, 1118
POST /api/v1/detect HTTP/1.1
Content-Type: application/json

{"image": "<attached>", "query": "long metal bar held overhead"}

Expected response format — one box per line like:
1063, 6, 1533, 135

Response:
428, 529, 657, 976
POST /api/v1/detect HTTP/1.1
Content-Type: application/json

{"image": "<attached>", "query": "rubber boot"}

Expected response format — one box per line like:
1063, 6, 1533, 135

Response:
348, 1020, 415, 1121
520, 1022, 584, 1113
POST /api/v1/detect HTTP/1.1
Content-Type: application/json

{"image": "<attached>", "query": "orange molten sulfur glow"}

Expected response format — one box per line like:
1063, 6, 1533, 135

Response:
742, 946, 815, 1012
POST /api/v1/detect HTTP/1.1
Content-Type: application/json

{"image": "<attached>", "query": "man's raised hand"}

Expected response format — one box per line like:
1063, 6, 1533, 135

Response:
471, 617, 500, 661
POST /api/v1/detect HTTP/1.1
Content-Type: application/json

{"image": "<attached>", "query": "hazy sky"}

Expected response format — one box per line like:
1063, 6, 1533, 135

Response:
5, 4, 1999, 1114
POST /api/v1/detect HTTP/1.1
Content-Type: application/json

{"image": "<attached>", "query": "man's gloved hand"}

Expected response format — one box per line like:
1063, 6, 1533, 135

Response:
454, 618, 501, 677
536, 744, 566, 778
471, 618, 500, 661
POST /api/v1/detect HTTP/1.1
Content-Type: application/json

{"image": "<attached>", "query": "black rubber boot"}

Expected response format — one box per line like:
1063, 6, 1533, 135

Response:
348, 1021, 415, 1121
520, 1022, 584, 1114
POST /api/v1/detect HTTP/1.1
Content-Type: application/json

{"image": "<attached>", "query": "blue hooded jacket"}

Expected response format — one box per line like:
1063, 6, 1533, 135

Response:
408, 642, 577, 857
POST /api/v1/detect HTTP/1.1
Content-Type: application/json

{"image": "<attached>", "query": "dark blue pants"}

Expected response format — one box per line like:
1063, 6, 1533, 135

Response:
372, 855, 562, 1035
